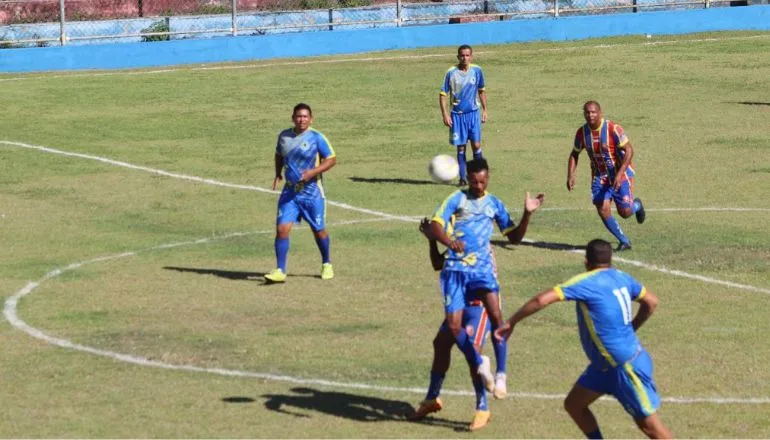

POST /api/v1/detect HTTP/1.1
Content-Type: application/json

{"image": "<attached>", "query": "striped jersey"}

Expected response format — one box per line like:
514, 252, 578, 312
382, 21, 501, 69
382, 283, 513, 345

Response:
573, 119, 632, 185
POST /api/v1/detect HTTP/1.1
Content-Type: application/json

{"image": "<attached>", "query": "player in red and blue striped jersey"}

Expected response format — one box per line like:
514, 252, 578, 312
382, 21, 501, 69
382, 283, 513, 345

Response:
440, 45, 488, 186
264, 103, 337, 283
495, 239, 673, 439
567, 101, 646, 251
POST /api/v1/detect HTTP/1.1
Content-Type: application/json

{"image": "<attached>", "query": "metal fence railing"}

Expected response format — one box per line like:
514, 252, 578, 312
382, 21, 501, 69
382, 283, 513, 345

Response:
0, 0, 764, 48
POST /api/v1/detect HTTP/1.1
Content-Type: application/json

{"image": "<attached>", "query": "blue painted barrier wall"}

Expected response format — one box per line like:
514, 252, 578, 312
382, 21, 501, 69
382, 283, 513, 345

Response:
1, 5, 769, 73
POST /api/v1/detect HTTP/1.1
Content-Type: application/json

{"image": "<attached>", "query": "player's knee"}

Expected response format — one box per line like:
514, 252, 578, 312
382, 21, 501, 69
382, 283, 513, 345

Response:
563, 395, 583, 416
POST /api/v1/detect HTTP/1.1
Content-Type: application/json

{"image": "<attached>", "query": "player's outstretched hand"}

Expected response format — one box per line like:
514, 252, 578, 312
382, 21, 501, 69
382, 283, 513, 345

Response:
419, 217, 431, 238
524, 192, 545, 213
494, 321, 514, 342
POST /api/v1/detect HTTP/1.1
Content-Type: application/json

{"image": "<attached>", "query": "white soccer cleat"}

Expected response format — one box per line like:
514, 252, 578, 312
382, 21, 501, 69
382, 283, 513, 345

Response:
477, 355, 495, 393
493, 373, 507, 399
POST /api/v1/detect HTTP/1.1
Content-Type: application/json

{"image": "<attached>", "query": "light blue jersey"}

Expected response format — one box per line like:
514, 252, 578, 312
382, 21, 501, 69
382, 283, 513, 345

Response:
554, 267, 646, 368
441, 64, 485, 114
431, 190, 515, 275
276, 127, 335, 198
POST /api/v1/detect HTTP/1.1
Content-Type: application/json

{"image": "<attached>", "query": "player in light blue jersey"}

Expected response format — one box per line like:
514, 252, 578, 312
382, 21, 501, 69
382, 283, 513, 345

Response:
264, 103, 337, 283
409, 218, 497, 431
426, 158, 545, 429
495, 239, 673, 439
440, 45, 488, 186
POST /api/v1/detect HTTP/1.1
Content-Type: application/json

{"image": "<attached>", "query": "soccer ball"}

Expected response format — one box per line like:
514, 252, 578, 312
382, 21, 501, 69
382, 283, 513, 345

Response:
428, 154, 460, 183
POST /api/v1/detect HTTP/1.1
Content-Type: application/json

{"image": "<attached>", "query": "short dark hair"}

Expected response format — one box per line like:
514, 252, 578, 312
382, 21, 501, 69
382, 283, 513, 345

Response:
466, 158, 488, 175
583, 100, 601, 111
457, 44, 472, 55
586, 239, 613, 268
293, 103, 312, 117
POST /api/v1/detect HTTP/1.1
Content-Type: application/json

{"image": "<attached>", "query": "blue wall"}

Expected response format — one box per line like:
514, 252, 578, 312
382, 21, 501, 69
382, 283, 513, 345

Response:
1, 5, 769, 73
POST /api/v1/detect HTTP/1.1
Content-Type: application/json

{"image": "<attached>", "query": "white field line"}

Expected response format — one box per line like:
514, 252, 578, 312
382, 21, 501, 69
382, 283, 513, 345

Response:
1, 33, 769, 82
3, 139, 769, 292
2, 139, 770, 402
0, 141, 416, 222
4, 221, 769, 405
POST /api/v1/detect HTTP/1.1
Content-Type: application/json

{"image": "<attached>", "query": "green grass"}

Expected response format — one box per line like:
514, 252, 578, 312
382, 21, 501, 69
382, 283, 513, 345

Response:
1, 31, 770, 437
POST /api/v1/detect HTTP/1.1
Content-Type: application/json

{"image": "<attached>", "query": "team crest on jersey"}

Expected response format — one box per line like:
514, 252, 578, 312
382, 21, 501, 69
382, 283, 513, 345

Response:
470, 77, 476, 84
301, 141, 310, 150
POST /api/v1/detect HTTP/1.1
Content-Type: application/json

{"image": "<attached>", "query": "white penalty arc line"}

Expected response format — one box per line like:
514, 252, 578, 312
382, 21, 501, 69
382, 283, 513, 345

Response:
5, 222, 769, 405
2, 139, 769, 294
1, 33, 769, 82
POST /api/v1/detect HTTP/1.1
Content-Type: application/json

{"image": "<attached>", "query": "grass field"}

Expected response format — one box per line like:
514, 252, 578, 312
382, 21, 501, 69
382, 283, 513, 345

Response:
1, 31, 769, 438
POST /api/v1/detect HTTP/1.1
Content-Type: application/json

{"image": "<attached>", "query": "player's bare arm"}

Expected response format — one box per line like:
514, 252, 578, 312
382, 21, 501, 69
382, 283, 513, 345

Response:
613, 142, 634, 191
479, 90, 488, 123
505, 192, 545, 244
420, 218, 446, 270
300, 156, 337, 182
439, 94, 452, 127
567, 150, 580, 191
494, 288, 561, 341
632, 289, 658, 331
272, 153, 284, 190
429, 220, 464, 253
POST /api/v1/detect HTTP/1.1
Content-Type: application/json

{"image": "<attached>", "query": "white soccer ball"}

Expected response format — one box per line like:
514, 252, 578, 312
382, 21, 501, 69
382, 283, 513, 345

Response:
428, 154, 460, 183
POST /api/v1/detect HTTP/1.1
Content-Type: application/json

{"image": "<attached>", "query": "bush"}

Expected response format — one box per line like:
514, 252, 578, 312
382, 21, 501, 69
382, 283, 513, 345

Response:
141, 18, 170, 42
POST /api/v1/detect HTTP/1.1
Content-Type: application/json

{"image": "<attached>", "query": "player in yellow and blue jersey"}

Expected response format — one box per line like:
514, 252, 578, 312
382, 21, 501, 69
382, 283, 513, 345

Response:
264, 103, 337, 283
495, 239, 673, 439
425, 158, 545, 429
440, 45, 488, 186
409, 218, 497, 431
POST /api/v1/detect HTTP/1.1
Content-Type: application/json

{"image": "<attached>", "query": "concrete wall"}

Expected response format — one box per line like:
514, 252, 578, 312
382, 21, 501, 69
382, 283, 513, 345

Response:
1, 4, 769, 72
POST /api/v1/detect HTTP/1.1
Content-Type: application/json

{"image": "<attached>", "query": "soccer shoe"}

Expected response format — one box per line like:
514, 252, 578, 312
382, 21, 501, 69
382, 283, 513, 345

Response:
264, 268, 287, 283
408, 397, 444, 420
493, 373, 507, 400
634, 197, 646, 224
320, 263, 334, 280
469, 410, 491, 431
616, 242, 632, 252
477, 355, 495, 393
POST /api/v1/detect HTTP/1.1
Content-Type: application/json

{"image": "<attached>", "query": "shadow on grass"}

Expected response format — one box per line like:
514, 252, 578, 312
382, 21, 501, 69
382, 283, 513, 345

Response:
260, 387, 469, 430
491, 239, 586, 252
163, 266, 318, 284
348, 176, 444, 186
737, 101, 770, 106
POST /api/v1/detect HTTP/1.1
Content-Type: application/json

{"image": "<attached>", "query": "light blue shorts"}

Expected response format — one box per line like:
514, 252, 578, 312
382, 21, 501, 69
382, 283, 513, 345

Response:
439, 270, 499, 314
577, 349, 661, 418
591, 175, 635, 210
449, 110, 482, 146
276, 189, 326, 232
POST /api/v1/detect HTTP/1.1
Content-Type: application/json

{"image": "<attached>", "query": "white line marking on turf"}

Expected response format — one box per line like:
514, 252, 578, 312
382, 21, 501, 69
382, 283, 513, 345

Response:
3, 139, 768, 293
5, 224, 770, 405
1, 33, 768, 82
3, 139, 770, 403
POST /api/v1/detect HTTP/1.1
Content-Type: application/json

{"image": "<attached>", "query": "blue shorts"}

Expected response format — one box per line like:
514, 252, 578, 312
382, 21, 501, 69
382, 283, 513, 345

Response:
577, 349, 661, 418
440, 270, 499, 314
449, 110, 482, 146
591, 175, 635, 210
276, 189, 326, 232
439, 300, 491, 348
